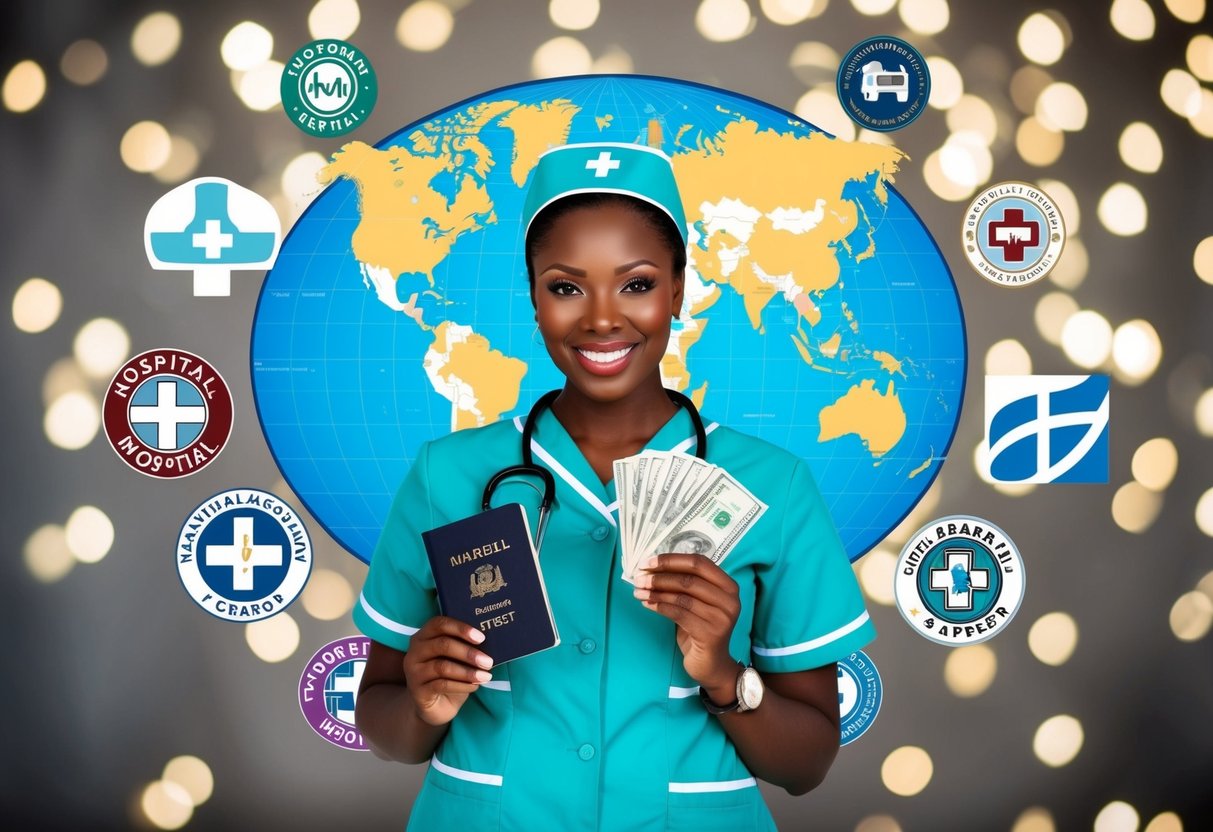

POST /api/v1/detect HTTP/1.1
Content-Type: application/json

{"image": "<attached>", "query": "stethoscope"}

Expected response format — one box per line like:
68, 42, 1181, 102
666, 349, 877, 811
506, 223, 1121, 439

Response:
481, 387, 709, 556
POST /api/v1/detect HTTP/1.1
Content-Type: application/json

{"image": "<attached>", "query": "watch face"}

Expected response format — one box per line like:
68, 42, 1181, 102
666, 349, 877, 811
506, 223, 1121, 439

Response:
739, 668, 764, 708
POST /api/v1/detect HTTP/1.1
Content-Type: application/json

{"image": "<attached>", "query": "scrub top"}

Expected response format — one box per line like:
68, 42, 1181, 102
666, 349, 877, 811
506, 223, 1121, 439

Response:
353, 401, 876, 831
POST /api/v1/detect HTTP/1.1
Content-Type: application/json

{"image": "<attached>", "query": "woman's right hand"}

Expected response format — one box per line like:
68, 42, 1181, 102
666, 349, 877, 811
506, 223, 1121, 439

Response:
402, 616, 495, 726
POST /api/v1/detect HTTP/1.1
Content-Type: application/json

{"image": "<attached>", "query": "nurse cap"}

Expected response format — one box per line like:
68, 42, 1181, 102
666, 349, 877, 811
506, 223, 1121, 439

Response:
522, 142, 689, 246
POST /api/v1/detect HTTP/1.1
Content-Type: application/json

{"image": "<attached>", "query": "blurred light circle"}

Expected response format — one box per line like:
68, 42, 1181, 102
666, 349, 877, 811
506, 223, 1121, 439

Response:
61, 39, 108, 86
236, 60, 284, 111
12, 277, 62, 334
926, 56, 962, 109
45, 391, 100, 450
65, 505, 114, 564
309, 0, 362, 40
761, 0, 827, 25
1036, 178, 1079, 233
922, 149, 974, 201
245, 613, 301, 663
1048, 235, 1088, 289
397, 1, 455, 52
1095, 801, 1141, 832
1060, 310, 1112, 368
1161, 69, 1201, 117
1195, 237, 1213, 285
1016, 117, 1064, 167
24, 524, 74, 583
789, 41, 840, 85
152, 136, 201, 185
944, 644, 997, 697
591, 46, 634, 74
1143, 812, 1184, 832
1113, 319, 1162, 383
898, 0, 949, 35
1165, 0, 1206, 22
1111, 481, 1164, 534
1036, 82, 1087, 132
945, 95, 997, 145
857, 548, 896, 605
696, 0, 755, 42
140, 780, 193, 830
1199, 570, 1213, 603
1018, 13, 1067, 66
300, 568, 355, 620
1170, 591, 1213, 642
1188, 34, 1213, 81
1195, 388, 1213, 436
1131, 438, 1178, 492
73, 317, 130, 378
1027, 612, 1078, 666
1191, 89, 1213, 138
939, 134, 991, 189
881, 746, 933, 796
1033, 714, 1083, 767
42, 358, 89, 406
851, 0, 896, 12
221, 21, 274, 72
1098, 182, 1147, 236
120, 121, 172, 173
1012, 807, 1057, 832
1197, 487, 1213, 536
1034, 292, 1078, 345
794, 88, 856, 141
1118, 122, 1163, 173
282, 151, 328, 206
532, 36, 592, 78
550, 0, 601, 30
1010, 65, 1054, 114
162, 755, 213, 806
131, 12, 182, 67
985, 339, 1032, 375
855, 816, 902, 832
1110, 0, 1155, 41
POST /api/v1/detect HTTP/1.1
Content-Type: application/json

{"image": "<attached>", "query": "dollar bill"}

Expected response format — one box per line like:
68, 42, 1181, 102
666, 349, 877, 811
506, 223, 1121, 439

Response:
645, 470, 767, 571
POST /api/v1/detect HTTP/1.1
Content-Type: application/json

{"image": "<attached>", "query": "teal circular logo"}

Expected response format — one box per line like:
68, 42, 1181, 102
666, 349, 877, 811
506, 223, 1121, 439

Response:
281, 39, 377, 137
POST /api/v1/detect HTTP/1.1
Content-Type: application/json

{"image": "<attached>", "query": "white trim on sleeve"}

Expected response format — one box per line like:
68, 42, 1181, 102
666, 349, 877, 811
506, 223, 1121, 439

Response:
668, 685, 700, 699
752, 610, 870, 657
431, 754, 503, 787
358, 592, 419, 636
668, 777, 757, 793
479, 680, 511, 691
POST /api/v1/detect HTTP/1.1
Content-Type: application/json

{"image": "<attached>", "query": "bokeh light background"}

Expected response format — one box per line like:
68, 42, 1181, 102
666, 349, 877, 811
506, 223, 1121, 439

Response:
4, 1, 1212, 830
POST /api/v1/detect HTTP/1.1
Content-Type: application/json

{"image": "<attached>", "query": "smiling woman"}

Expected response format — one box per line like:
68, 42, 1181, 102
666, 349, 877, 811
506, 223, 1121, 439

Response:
352, 141, 875, 831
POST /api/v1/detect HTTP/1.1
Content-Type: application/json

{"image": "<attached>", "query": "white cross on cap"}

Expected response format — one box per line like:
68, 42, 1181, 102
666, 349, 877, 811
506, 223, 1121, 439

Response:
585, 151, 621, 178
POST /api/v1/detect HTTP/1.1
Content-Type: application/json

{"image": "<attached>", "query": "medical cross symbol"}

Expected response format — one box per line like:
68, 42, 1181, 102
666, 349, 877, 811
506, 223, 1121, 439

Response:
585, 151, 620, 178
326, 660, 366, 722
928, 548, 989, 612
205, 516, 282, 592
129, 380, 206, 451
986, 208, 1040, 262
192, 219, 234, 259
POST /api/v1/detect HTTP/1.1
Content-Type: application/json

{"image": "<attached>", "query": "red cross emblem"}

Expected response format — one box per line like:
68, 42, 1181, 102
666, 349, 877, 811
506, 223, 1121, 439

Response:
986, 208, 1040, 262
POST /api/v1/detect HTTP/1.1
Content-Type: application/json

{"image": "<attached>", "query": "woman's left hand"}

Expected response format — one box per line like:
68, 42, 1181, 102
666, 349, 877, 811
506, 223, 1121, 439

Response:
633, 553, 741, 691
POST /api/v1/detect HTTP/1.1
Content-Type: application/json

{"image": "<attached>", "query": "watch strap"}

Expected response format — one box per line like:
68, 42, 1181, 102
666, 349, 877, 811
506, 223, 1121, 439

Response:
698, 661, 746, 715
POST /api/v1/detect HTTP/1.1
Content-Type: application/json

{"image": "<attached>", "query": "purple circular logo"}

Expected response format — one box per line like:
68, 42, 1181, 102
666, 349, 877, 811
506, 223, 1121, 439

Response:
298, 635, 370, 750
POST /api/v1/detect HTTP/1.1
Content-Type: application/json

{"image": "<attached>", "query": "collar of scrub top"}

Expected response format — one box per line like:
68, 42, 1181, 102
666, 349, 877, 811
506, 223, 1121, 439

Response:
520, 142, 689, 246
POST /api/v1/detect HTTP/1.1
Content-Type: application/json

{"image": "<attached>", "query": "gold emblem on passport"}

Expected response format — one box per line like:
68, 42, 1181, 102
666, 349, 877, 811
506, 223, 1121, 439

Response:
469, 563, 507, 598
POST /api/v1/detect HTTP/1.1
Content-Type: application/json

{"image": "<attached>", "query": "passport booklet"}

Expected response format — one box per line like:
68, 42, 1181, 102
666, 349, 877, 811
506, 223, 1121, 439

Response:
421, 503, 560, 665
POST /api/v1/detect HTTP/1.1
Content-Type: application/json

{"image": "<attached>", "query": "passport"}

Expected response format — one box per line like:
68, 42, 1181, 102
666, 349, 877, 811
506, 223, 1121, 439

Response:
421, 502, 560, 665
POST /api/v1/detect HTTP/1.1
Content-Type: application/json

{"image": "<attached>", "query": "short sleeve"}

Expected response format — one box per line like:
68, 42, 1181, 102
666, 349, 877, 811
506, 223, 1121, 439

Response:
749, 458, 876, 673
352, 440, 440, 652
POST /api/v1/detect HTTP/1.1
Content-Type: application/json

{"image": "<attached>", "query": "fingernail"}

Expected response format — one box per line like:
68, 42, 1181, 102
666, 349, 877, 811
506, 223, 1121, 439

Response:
642, 600, 657, 609
633, 587, 650, 600
475, 653, 494, 669
635, 574, 652, 588
474, 670, 492, 683
469, 629, 486, 643
642, 556, 659, 570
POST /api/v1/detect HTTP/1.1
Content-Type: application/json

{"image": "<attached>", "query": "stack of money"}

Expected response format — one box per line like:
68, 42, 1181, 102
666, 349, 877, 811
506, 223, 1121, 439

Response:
613, 450, 768, 585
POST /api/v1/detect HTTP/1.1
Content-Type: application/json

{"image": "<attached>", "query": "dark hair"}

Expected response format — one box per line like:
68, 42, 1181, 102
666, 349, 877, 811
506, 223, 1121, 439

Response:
524, 192, 687, 295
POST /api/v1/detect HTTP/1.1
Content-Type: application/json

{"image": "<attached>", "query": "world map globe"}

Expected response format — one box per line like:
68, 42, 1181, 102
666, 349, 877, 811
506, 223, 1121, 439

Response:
250, 74, 967, 565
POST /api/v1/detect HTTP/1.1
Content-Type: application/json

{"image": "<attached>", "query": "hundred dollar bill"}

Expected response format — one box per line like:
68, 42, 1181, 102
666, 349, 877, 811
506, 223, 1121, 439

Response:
635, 453, 708, 562
643, 471, 767, 574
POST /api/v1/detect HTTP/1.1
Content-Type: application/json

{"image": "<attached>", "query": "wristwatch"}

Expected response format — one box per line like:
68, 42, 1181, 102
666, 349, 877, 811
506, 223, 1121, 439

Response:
699, 663, 765, 714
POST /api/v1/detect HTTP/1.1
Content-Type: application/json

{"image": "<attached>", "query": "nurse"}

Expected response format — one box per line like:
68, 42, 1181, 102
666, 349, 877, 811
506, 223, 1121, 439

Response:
353, 142, 876, 831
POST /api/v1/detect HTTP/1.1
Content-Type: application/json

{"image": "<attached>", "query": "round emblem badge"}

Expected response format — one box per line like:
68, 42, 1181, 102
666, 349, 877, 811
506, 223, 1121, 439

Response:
836, 35, 931, 131
281, 39, 377, 137
103, 348, 232, 478
962, 181, 1066, 286
894, 515, 1026, 645
837, 650, 882, 746
176, 488, 313, 621
298, 636, 370, 751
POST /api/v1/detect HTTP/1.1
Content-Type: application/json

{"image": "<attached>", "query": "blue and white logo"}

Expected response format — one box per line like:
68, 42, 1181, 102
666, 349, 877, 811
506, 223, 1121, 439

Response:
129, 376, 207, 450
837, 651, 881, 746
981, 375, 1109, 484
176, 488, 312, 621
836, 36, 931, 131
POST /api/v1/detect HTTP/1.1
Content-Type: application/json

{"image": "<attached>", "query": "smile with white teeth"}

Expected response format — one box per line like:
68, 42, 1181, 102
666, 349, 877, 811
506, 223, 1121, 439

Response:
576, 345, 636, 363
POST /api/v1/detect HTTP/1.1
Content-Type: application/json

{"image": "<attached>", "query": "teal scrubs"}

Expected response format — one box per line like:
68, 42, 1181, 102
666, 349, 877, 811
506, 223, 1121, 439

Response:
353, 402, 876, 831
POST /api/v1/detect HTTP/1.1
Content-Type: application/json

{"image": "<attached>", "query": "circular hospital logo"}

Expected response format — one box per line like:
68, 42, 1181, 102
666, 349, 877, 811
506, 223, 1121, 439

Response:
103, 348, 232, 478
836, 35, 931, 132
281, 39, 377, 137
176, 488, 313, 622
894, 515, 1025, 646
962, 181, 1066, 286
298, 635, 370, 751
837, 650, 882, 747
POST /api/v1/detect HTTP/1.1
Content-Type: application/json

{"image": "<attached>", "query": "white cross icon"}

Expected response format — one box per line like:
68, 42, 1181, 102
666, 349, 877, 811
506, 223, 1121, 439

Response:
129, 380, 206, 451
205, 517, 283, 591
192, 219, 234, 259
928, 548, 990, 612
585, 151, 620, 178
